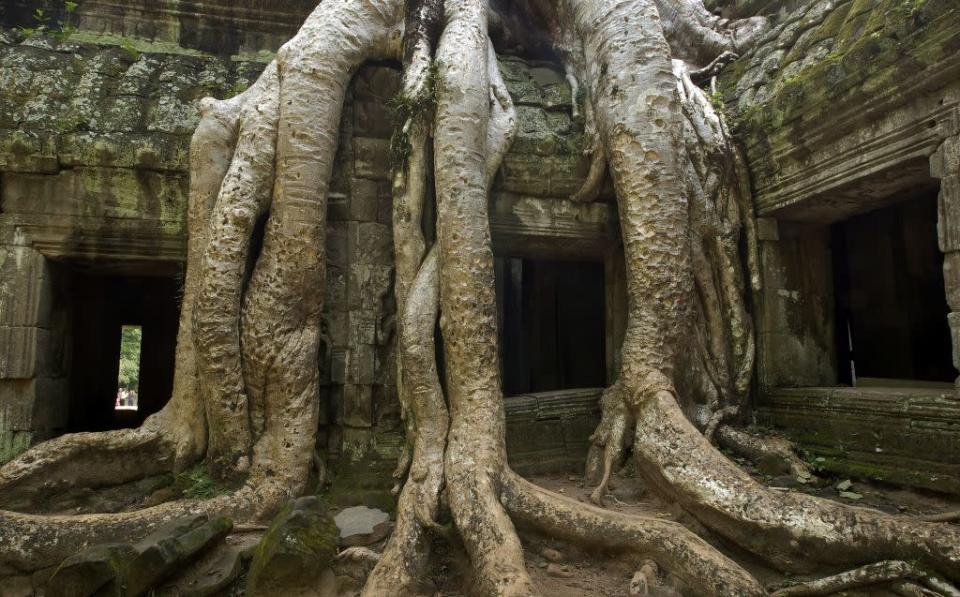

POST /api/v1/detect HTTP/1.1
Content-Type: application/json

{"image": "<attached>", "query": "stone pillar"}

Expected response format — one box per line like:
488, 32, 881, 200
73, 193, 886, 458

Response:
753, 217, 837, 393
0, 237, 67, 463
932, 135, 960, 395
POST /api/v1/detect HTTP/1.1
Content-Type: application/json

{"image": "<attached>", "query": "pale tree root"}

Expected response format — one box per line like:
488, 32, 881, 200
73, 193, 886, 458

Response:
918, 510, 960, 523
631, 389, 960, 582
500, 471, 766, 596
368, 17, 517, 593
770, 560, 960, 597
569, 99, 607, 204
432, 1, 535, 594
715, 425, 818, 480
0, 428, 174, 512
191, 61, 280, 480
0, 480, 291, 574
389, 0, 442, 493
0, 0, 405, 576
0, 85, 257, 507
362, 249, 448, 597
584, 382, 634, 506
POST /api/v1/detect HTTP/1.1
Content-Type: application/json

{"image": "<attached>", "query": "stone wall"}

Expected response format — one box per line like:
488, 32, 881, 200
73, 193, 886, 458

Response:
0, 29, 615, 495
723, 0, 960, 492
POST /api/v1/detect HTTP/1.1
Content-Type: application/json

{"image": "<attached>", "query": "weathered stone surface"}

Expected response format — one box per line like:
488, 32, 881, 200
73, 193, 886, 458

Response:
758, 386, 960, 495
505, 388, 603, 475
722, 0, 960, 218
334, 505, 391, 547
46, 514, 230, 597
158, 546, 243, 597
246, 496, 338, 596
46, 543, 141, 597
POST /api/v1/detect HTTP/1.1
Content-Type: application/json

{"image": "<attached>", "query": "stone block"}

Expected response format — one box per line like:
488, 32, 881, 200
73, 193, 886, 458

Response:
348, 311, 378, 346
0, 245, 53, 328
497, 58, 542, 106
347, 345, 377, 385
939, 176, 960, 252
949, 312, 960, 372
377, 183, 393, 225
349, 178, 380, 222
347, 222, 392, 266
329, 348, 347, 385
348, 264, 393, 310
326, 225, 348, 267
327, 192, 350, 222
353, 137, 391, 181
343, 383, 373, 428
0, 326, 39, 379
324, 265, 347, 308
325, 311, 349, 346
756, 217, 780, 241
246, 497, 337, 596
547, 155, 590, 198
352, 65, 401, 102
353, 100, 394, 139
930, 136, 960, 179
0, 428, 32, 465
328, 386, 345, 425
30, 377, 69, 431
943, 252, 960, 311
498, 154, 550, 197
0, 381, 35, 431
511, 106, 558, 156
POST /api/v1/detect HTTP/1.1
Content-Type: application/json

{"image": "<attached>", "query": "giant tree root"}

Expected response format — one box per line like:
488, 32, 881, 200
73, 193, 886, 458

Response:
770, 561, 960, 597
632, 388, 960, 580
0, 428, 174, 512
4, 1, 960, 596
715, 425, 817, 480
501, 471, 765, 596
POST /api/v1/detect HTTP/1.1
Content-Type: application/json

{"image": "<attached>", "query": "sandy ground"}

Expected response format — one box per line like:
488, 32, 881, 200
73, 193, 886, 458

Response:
361, 465, 960, 597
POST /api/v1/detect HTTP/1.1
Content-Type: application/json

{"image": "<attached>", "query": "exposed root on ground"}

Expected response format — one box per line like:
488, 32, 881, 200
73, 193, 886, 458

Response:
3, 1, 960, 596
501, 471, 765, 596
770, 561, 959, 597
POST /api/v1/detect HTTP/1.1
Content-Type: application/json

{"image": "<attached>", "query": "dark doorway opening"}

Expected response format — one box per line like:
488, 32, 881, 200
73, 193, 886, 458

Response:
66, 273, 180, 432
832, 192, 954, 385
496, 258, 606, 395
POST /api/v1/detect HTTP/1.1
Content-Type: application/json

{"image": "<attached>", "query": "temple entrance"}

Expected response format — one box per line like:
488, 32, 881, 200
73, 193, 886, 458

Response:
496, 258, 606, 396
831, 192, 954, 386
64, 271, 180, 432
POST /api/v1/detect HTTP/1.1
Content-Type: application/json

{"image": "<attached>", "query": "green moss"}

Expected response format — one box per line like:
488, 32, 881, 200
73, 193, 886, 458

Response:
172, 464, 229, 499
246, 497, 338, 594
388, 60, 442, 170
65, 31, 211, 58
727, 0, 960, 200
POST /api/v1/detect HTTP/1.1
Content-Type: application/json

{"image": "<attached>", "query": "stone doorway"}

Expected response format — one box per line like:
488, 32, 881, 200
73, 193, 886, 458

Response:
63, 270, 180, 433
496, 258, 606, 396
831, 193, 954, 387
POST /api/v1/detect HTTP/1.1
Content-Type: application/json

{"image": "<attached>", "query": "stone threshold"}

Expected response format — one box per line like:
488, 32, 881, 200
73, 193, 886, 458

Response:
758, 386, 960, 495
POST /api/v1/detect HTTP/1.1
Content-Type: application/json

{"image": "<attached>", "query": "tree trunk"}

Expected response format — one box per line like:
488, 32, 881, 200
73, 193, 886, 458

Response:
2, 1, 959, 594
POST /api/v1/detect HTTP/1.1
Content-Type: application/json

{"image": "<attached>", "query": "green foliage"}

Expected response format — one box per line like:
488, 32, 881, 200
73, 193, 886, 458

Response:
18, 1, 80, 42
388, 60, 442, 169
119, 38, 141, 61
174, 464, 226, 499
117, 326, 142, 391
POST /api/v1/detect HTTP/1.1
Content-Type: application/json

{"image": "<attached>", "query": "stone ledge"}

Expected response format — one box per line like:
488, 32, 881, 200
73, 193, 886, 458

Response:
505, 388, 602, 475
758, 386, 960, 494
490, 195, 619, 260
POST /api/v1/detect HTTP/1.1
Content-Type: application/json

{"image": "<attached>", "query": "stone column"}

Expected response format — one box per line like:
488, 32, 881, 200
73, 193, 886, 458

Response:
0, 236, 67, 463
932, 134, 960, 395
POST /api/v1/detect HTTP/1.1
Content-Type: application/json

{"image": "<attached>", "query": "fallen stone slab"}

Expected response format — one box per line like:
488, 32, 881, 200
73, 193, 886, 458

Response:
246, 496, 338, 596
45, 514, 232, 597
334, 505, 391, 547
